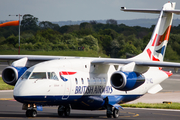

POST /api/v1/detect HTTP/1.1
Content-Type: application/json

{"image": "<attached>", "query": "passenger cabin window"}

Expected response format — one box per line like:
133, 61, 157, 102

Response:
48, 72, 58, 80
29, 72, 46, 79
21, 71, 31, 79
75, 78, 78, 84
81, 78, 84, 84
87, 78, 90, 83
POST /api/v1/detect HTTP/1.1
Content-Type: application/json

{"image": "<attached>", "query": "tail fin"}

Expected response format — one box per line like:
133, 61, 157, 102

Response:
122, 2, 180, 61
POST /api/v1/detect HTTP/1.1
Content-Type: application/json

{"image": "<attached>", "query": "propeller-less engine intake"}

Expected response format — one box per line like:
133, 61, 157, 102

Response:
2, 66, 27, 86
110, 71, 145, 91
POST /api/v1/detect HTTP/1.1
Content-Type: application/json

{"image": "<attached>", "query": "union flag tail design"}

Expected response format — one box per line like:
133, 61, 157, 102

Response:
122, 2, 179, 62
144, 2, 175, 61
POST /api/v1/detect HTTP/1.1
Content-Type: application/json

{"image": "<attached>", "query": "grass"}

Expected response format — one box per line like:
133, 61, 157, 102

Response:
0, 50, 109, 58
0, 77, 14, 90
121, 102, 180, 110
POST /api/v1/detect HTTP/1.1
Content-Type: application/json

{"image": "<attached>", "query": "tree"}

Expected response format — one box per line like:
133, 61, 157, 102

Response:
110, 40, 120, 58
80, 22, 91, 29
79, 35, 99, 51
39, 21, 60, 31
90, 20, 97, 25
21, 14, 39, 31
106, 19, 117, 25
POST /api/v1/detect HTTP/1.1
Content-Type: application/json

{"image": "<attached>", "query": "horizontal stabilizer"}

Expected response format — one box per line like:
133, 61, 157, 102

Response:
121, 8, 180, 14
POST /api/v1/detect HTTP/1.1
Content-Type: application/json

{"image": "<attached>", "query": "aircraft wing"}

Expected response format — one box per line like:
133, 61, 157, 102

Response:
91, 59, 180, 68
0, 55, 79, 61
1, 55, 180, 68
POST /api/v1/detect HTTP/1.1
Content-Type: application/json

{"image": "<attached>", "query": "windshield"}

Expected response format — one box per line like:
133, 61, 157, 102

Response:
21, 71, 31, 79
29, 72, 46, 79
48, 72, 58, 80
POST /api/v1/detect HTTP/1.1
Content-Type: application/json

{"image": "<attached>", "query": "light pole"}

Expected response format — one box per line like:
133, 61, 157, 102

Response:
9, 14, 22, 55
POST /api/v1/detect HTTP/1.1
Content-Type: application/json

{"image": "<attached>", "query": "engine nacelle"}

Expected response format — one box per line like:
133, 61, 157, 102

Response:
2, 66, 27, 86
110, 71, 145, 91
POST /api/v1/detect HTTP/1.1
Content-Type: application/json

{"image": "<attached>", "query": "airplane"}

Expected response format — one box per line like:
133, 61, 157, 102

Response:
1, 2, 180, 118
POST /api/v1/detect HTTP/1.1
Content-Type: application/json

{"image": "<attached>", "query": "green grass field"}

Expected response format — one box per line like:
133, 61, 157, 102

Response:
121, 102, 180, 110
0, 50, 109, 58
0, 77, 14, 90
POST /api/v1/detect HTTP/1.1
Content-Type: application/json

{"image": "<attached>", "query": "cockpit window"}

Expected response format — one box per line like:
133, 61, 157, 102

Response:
48, 72, 58, 80
29, 72, 46, 79
21, 71, 31, 79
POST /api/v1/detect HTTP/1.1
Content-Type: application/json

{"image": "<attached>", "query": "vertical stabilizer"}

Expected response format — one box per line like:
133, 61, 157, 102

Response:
125, 2, 176, 61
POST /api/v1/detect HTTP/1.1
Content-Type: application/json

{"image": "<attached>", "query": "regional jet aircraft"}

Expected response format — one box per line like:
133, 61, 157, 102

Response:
1, 2, 180, 118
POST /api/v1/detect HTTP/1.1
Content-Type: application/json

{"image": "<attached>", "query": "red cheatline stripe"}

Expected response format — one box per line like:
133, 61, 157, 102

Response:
59, 71, 76, 75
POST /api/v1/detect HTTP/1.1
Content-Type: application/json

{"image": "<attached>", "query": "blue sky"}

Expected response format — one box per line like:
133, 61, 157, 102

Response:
1, 0, 180, 21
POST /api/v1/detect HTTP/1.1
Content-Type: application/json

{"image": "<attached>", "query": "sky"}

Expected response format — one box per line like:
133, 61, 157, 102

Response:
1, 0, 180, 22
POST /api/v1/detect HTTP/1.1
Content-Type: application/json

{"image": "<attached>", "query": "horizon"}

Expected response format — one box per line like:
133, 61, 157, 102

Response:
1, 0, 180, 22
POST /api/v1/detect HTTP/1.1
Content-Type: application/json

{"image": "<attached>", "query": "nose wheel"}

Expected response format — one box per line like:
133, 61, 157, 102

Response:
26, 109, 37, 117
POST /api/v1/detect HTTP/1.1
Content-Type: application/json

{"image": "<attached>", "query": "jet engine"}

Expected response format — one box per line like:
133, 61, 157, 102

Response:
2, 66, 27, 86
110, 71, 145, 91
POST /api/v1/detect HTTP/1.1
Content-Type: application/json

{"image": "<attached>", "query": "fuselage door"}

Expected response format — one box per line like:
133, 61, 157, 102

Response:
60, 71, 71, 100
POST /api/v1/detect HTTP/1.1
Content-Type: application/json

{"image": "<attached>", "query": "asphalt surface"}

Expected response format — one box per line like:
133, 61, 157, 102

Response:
0, 100, 180, 120
1, 61, 180, 119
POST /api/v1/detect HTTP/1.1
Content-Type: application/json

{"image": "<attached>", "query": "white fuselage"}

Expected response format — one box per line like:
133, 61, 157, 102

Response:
13, 58, 169, 109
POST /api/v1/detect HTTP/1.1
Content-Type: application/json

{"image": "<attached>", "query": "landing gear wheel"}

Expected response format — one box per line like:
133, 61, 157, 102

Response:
58, 106, 64, 116
26, 110, 37, 117
58, 111, 64, 116
106, 113, 112, 118
113, 109, 119, 118
58, 105, 71, 117
26, 110, 31, 117
31, 110, 37, 117
64, 106, 70, 116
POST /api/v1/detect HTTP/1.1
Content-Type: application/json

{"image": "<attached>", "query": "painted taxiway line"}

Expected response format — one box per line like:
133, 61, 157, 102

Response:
126, 107, 180, 112
0, 98, 14, 100
0, 90, 13, 92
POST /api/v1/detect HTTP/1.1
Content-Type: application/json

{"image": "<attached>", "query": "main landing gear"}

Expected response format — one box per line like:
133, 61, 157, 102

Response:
104, 97, 120, 118
106, 105, 119, 118
57, 105, 71, 117
106, 105, 120, 118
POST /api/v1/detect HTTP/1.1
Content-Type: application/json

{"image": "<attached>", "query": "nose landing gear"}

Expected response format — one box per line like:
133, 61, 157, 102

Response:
23, 104, 38, 117
26, 109, 37, 117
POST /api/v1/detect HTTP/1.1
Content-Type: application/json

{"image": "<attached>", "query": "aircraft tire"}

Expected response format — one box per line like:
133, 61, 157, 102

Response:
26, 110, 37, 117
58, 106, 64, 116
26, 110, 31, 117
64, 106, 70, 116
58, 111, 64, 116
106, 113, 112, 118
113, 109, 119, 118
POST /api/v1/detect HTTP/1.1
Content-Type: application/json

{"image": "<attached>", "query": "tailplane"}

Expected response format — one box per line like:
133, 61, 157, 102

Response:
122, 2, 180, 61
